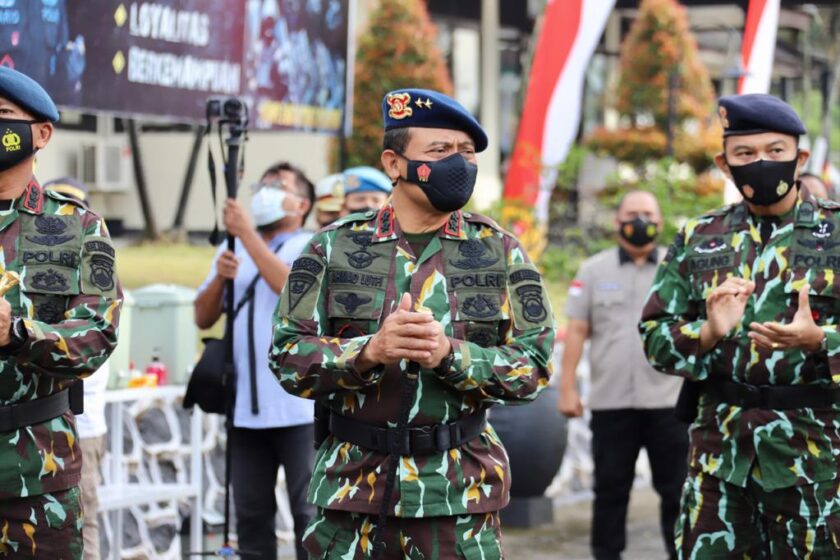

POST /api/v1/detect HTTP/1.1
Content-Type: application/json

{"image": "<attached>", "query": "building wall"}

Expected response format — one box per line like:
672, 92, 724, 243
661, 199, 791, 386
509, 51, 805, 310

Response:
36, 126, 333, 234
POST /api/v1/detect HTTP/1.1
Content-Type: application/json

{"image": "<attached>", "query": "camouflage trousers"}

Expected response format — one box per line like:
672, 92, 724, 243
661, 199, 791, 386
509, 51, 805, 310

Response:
302, 507, 504, 559
0, 486, 83, 559
676, 467, 840, 559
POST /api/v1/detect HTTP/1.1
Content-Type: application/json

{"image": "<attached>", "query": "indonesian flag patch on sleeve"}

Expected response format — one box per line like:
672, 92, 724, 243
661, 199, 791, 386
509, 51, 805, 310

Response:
568, 280, 583, 297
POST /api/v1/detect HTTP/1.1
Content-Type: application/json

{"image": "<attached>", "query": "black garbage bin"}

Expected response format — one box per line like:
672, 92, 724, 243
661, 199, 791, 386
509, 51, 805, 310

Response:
490, 384, 568, 527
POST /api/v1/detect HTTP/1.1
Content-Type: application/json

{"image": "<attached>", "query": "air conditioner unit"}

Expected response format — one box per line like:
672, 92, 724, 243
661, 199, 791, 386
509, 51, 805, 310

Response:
76, 140, 131, 192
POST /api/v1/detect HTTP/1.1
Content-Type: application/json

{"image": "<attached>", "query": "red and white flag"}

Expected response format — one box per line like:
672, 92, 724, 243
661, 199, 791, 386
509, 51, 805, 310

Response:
738, 0, 781, 94
503, 0, 615, 227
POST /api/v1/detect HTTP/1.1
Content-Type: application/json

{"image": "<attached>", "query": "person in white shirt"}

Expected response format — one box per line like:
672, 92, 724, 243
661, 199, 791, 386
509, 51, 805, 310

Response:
194, 162, 316, 560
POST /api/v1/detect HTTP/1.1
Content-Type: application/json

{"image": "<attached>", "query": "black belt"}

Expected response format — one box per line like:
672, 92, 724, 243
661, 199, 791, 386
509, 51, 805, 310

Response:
0, 389, 72, 433
705, 381, 840, 410
328, 410, 487, 456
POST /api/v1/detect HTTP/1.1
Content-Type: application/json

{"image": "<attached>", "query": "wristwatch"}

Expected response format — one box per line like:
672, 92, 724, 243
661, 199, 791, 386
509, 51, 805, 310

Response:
9, 317, 29, 348
433, 348, 456, 377
4, 316, 28, 351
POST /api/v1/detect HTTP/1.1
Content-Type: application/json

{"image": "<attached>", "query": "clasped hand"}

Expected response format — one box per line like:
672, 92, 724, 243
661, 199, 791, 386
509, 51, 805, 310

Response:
362, 293, 451, 370
705, 277, 824, 352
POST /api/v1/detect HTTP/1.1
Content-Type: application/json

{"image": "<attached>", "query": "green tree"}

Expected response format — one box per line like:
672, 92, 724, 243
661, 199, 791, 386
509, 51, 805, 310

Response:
615, 0, 715, 128
342, 0, 452, 169
585, 0, 720, 172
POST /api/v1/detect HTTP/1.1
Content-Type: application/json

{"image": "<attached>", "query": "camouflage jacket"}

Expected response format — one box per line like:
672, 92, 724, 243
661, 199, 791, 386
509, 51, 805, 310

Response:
640, 196, 840, 491
0, 179, 121, 499
270, 205, 555, 517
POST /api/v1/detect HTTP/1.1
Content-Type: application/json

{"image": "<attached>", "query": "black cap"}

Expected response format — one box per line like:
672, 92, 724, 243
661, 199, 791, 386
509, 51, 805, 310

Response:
718, 94, 806, 138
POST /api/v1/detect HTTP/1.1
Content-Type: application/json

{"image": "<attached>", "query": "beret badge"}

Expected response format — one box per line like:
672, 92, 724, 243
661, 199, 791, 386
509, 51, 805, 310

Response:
387, 92, 413, 120
718, 106, 730, 129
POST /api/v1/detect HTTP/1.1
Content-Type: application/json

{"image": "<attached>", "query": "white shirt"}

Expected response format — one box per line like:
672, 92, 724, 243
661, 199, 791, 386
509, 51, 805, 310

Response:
198, 229, 314, 428
75, 361, 109, 439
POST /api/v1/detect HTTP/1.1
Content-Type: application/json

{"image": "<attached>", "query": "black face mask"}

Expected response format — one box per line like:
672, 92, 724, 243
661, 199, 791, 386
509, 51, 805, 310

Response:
347, 206, 377, 216
400, 152, 478, 213
728, 156, 799, 206
619, 217, 658, 247
0, 119, 35, 172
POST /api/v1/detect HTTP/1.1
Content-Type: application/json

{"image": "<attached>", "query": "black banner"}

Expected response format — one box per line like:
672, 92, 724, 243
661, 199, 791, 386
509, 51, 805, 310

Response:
0, 0, 351, 133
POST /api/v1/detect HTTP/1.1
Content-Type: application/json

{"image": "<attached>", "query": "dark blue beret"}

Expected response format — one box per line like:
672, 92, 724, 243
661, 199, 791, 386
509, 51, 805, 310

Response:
382, 88, 488, 152
718, 94, 805, 138
343, 166, 392, 195
0, 66, 59, 122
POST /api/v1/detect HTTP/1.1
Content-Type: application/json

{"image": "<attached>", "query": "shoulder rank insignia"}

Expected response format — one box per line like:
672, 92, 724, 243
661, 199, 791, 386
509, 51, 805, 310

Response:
444, 211, 463, 237
375, 206, 394, 238
21, 181, 44, 213
450, 239, 499, 270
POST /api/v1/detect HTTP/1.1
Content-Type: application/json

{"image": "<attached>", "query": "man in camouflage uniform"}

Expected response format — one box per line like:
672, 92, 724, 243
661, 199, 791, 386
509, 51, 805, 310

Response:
640, 94, 840, 557
0, 67, 121, 558
270, 88, 555, 559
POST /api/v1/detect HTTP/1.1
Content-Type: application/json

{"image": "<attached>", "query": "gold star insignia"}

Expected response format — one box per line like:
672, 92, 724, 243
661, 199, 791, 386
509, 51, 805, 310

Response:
415, 98, 424, 108
424, 99, 433, 109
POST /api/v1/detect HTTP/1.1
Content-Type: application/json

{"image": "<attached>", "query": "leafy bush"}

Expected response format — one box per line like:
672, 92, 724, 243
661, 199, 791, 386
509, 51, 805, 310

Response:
339, 0, 452, 169
615, 0, 715, 129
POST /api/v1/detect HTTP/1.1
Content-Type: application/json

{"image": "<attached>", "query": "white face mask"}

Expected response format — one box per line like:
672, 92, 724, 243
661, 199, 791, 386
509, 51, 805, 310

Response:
250, 187, 290, 226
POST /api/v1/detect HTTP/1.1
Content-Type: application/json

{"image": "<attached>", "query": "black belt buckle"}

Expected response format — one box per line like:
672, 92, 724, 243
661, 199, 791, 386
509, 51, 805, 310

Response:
434, 423, 452, 452
738, 383, 761, 409
387, 428, 411, 456
412, 425, 434, 455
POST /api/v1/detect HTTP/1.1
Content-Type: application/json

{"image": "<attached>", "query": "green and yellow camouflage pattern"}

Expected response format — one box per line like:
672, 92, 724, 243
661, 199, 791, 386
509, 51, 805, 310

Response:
303, 507, 503, 559
677, 466, 840, 557
640, 196, 840, 491
270, 205, 555, 517
0, 486, 83, 558
0, 180, 121, 499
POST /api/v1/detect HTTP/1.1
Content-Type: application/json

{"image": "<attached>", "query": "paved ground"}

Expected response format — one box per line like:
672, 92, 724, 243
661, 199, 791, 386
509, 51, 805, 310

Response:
260, 486, 668, 559
504, 487, 668, 559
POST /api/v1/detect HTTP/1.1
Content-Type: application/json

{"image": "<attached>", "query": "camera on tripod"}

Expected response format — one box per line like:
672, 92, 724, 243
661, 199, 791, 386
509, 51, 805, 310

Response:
206, 96, 249, 132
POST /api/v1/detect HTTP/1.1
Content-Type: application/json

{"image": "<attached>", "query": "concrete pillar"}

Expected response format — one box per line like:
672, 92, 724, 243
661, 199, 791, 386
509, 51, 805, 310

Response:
476, 0, 502, 209
603, 11, 622, 130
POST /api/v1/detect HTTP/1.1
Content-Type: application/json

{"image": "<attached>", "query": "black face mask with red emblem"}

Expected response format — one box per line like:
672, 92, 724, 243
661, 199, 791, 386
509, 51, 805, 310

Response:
399, 153, 478, 213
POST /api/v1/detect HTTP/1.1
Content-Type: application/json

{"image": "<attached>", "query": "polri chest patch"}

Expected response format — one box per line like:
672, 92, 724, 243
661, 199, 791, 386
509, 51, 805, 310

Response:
335, 292, 372, 314
27, 215, 76, 246
345, 231, 379, 269
461, 294, 500, 318
450, 239, 499, 270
